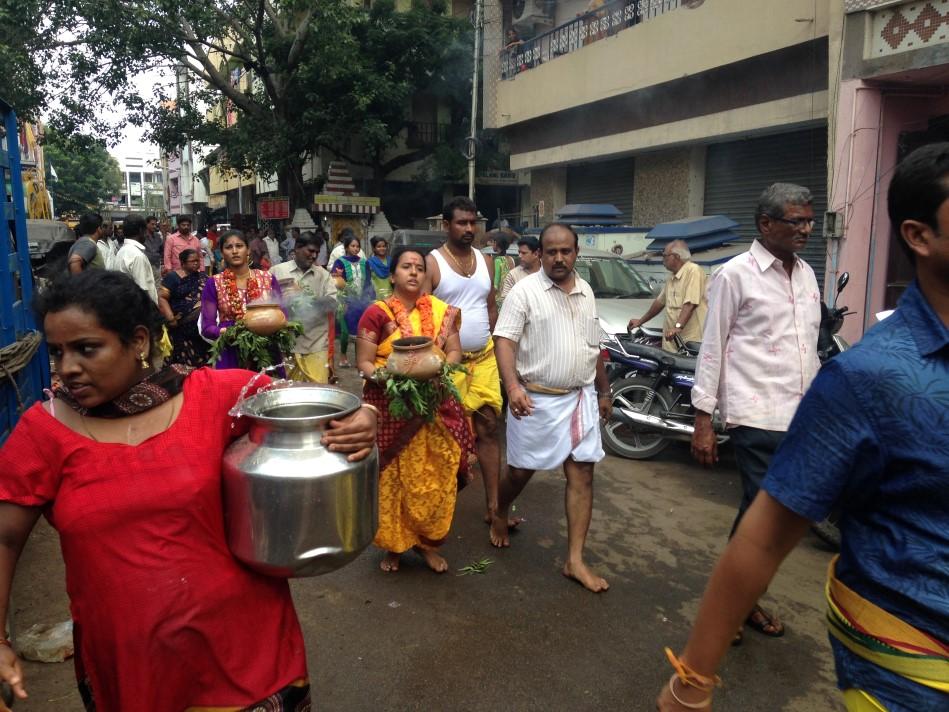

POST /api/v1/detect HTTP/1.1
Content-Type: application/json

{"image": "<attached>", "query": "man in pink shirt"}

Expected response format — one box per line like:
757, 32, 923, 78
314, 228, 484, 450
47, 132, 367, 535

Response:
163, 215, 204, 272
691, 183, 821, 642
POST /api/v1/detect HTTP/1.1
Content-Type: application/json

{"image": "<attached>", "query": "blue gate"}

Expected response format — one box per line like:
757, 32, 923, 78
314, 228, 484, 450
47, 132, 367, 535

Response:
0, 98, 50, 443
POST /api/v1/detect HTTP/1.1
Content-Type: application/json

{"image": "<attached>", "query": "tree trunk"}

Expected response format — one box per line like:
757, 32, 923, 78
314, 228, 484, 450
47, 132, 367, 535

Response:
279, 156, 307, 212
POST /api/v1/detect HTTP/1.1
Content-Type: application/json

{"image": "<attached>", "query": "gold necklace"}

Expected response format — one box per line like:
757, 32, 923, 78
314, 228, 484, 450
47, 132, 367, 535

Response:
443, 246, 475, 277
80, 399, 178, 444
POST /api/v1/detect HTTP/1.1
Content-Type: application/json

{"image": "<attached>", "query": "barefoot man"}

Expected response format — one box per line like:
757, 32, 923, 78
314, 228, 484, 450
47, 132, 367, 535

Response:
424, 197, 508, 527
491, 222, 612, 593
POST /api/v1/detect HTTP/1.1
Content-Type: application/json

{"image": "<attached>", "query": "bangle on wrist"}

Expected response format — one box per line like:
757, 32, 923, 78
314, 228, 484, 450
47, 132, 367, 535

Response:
360, 403, 380, 417
0, 637, 12, 649
597, 390, 611, 398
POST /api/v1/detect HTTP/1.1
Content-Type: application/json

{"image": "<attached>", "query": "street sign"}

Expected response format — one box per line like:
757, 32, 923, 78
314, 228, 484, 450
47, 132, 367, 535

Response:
258, 197, 290, 221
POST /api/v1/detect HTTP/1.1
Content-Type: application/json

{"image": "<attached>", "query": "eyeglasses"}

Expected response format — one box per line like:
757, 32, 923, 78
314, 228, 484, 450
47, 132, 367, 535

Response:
769, 216, 815, 229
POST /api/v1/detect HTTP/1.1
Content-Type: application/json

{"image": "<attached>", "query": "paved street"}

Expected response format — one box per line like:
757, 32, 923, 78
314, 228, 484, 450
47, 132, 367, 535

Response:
11, 415, 842, 711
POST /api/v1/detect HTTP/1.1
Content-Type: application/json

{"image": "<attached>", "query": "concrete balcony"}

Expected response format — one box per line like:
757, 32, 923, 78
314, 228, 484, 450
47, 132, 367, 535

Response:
486, 0, 831, 130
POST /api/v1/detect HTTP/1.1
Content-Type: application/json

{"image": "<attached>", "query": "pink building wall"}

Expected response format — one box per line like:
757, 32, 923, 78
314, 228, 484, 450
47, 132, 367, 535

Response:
829, 80, 949, 342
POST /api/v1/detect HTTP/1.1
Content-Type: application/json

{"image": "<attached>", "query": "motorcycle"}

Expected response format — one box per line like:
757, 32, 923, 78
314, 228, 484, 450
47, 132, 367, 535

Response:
600, 272, 853, 462
600, 327, 727, 460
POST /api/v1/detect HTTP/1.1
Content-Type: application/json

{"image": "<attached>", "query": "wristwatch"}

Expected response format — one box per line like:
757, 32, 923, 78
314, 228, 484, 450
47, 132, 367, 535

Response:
674, 322, 683, 329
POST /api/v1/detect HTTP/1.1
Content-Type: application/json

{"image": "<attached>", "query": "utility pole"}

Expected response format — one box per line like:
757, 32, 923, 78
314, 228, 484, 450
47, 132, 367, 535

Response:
467, 0, 483, 201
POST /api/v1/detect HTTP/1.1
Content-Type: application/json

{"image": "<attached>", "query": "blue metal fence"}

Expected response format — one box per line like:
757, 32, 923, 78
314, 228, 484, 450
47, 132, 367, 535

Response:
0, 98, 50, 443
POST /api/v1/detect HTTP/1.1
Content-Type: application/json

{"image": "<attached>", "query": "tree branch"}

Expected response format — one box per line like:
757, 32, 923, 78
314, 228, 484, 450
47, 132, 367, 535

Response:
177, 16, 260, 116
251, 0, 283, 106
263, 0, 288, 37
286, 7, 315, 72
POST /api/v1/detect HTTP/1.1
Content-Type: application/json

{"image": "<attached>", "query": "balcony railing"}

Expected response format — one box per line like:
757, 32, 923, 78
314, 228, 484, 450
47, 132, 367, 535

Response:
406, 121, 451, 148
500, 0, 681, 80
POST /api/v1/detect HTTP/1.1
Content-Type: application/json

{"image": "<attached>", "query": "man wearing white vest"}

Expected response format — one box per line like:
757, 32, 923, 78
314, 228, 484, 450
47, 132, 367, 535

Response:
424, 197, 507, 529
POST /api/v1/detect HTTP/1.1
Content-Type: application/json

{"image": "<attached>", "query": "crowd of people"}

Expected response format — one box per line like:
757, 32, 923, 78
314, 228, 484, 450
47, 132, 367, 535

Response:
0, 143, 946, 711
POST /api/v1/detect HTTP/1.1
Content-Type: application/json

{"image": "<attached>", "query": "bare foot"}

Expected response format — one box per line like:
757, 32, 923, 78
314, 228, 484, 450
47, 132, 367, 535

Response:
489, 513, 511, 548
380, 552, 400, 572
483, 511, 525, 529
413, 546, 448, 573
562, 561, 609, 593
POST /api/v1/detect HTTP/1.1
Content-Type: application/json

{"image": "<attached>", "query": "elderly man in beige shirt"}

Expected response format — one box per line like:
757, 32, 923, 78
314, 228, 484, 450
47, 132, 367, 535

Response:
492, 222, 612, 593
629, 239, 707, 351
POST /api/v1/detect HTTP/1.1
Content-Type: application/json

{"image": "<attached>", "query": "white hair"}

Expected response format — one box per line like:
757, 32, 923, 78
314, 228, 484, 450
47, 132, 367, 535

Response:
668, 239, 691, 261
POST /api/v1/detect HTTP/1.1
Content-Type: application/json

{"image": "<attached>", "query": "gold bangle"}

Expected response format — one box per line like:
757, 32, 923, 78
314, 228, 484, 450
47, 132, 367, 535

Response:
0, 638, 12, 648
664, 648, 721, 691
360, 403, 380, 417
668, 674, 712, 709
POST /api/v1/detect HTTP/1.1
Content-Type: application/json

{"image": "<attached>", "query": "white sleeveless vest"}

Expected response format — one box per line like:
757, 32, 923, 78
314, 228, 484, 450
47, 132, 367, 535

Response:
431, 248, 492, 352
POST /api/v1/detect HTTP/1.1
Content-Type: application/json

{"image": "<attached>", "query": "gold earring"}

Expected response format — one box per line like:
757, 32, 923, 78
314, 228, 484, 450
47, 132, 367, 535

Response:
140, 353, 149, 370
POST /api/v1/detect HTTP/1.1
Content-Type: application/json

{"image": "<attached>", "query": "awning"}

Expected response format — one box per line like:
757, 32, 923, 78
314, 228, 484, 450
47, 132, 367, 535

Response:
314, 194, 380, 215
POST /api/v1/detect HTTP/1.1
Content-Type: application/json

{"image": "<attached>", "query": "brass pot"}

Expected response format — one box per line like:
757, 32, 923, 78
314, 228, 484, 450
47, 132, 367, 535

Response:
386, 336, 445, 380
244, 303, 287, 336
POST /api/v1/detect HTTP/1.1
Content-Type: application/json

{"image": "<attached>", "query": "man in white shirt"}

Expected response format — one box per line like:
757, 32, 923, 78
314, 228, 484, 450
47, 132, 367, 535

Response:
493, 223, 613, 592
112, 214, 158, 303
271, 232, 338, 383
263, 227, 282, 267
691, 182, 821, 641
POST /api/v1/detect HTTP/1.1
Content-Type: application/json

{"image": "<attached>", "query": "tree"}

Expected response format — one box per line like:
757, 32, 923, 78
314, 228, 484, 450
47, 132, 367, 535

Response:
3, 0, 474, 210
42, 128, 123, 212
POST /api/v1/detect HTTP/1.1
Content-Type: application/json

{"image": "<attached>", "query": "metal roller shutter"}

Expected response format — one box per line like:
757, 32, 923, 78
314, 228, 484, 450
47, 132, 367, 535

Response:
566, 157, 636, 223
704, 127, 828, 289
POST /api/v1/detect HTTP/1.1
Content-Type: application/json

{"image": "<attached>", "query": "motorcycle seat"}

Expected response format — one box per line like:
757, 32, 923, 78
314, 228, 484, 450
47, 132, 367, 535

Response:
621, 342, 697, 372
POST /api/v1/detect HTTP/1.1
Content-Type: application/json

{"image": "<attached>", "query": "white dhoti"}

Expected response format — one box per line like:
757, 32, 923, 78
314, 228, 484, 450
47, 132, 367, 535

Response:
506, 383, 605, 470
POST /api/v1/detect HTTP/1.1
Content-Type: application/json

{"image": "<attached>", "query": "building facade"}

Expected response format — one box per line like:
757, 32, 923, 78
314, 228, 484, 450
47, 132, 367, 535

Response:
484, 0, 834, 286
828, 0, 949, 341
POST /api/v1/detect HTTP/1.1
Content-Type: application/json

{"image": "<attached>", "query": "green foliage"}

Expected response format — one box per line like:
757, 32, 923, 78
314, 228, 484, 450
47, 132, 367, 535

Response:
41, 127, 123, 212
4, 0, 475, 205
457, 557, 493, 576
208, 320, 304, 370
374, 361, 466, 422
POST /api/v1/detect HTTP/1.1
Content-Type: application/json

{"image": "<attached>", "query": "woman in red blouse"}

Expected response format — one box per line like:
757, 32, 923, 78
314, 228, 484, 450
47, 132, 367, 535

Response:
0, 270, 377, 712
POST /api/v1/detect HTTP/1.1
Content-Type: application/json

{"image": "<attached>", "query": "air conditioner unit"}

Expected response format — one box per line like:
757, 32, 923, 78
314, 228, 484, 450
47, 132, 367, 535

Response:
512, 0, 554, 33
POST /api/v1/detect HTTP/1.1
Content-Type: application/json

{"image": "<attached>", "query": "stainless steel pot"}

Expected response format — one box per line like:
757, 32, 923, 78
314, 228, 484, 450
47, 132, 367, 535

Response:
222, 386, 378, 577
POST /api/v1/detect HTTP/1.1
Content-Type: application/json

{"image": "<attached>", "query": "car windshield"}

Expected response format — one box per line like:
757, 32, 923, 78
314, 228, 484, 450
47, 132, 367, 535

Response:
575, 257, 653, 298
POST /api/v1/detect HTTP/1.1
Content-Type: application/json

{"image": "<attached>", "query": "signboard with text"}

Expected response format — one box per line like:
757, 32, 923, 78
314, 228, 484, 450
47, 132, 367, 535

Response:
257, 197, 291, 221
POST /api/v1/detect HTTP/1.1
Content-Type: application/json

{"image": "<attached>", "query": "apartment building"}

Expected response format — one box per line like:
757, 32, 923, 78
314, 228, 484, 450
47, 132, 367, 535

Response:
484, 0, 833, 285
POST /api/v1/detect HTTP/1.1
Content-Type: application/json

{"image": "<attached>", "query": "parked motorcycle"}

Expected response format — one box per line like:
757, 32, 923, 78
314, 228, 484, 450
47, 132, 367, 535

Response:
600, 272, 853, 462
600, 327, 726, 460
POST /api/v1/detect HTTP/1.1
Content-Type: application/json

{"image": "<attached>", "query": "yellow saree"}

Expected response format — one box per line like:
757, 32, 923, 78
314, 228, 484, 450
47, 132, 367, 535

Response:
357, 296, 473, 553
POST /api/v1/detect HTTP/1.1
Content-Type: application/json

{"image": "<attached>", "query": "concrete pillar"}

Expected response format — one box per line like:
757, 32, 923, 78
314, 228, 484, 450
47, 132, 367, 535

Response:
632, 146, 706, 225
528, 166, 566, 225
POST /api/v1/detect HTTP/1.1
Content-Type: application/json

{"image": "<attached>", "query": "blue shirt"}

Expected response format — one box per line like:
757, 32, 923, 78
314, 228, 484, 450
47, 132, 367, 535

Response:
763, 281, 949, 711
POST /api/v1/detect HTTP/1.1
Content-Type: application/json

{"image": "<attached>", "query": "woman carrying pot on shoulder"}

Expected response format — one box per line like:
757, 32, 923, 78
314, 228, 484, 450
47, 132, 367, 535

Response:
355, 246, 474, 574
0, 270, 376, 712
200, 229, 282, 369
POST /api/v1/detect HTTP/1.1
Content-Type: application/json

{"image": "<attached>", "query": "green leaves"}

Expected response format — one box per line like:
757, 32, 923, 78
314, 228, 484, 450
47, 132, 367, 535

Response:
207, 320, 303, 370
41, 127, 123, 212
457, 558, 493, 576
377, 361, 466, 422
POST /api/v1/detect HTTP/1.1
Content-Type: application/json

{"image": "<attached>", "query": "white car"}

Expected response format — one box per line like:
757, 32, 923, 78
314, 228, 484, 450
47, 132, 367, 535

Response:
573, 248, 663, 337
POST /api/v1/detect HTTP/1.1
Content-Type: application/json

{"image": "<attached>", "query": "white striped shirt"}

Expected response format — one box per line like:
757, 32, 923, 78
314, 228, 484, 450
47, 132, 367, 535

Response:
494, 270, 600, 389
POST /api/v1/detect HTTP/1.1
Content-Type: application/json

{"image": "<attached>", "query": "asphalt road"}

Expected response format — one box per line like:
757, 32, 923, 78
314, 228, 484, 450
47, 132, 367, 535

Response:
10, 386, 843, 711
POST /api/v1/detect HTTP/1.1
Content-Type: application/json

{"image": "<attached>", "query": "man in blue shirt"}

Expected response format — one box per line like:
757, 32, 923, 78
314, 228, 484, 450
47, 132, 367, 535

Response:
655, 143, 949, 711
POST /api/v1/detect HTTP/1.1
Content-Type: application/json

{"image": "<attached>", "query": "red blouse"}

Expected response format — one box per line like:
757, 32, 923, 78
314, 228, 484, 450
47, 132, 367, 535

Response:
0, 368, 307, 711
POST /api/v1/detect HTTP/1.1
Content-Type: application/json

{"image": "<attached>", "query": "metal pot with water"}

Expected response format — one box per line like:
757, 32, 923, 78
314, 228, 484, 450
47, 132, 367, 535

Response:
222, 386, 379, 577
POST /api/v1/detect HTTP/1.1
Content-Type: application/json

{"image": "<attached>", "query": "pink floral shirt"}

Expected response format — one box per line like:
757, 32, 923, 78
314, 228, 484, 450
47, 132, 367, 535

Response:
692, 239, 821, 431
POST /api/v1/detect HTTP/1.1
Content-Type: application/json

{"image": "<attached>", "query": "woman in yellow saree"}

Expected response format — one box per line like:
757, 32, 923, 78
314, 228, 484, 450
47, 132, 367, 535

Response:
355, 247, 475, 573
